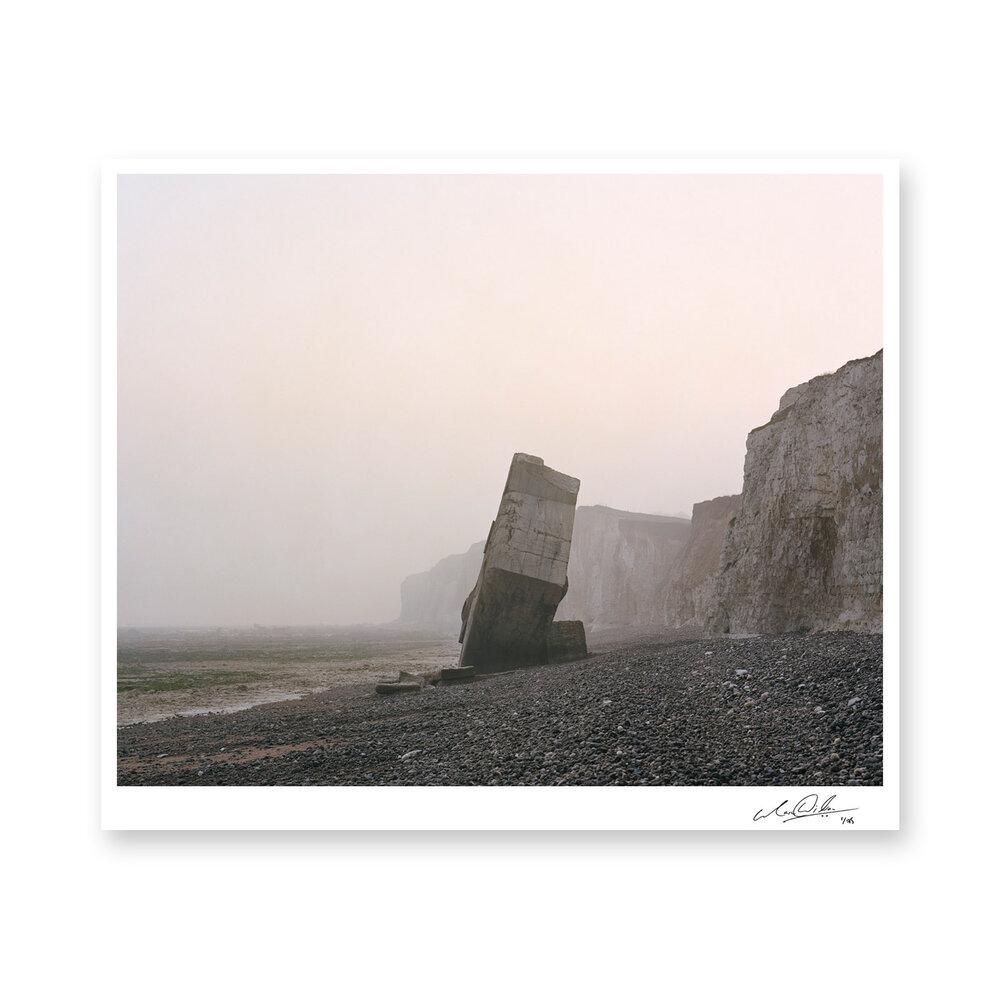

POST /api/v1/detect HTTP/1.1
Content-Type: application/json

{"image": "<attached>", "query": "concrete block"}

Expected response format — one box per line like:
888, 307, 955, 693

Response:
459, 453, 580, 671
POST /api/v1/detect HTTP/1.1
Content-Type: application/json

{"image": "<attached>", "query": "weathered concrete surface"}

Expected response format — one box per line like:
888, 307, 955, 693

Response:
439, 665, 476, 684
546, 620, 588, 662
708, 351, 883, 634
375, 681, 421, 696
459, 454, 579, 670
375, 671, 425, 696
662, 495, 740, 628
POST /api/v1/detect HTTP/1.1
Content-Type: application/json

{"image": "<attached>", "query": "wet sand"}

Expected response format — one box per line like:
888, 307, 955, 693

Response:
117, 625, 459, 726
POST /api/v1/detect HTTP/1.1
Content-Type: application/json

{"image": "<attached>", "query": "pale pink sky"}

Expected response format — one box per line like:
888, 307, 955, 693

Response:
118, 173, 882, 625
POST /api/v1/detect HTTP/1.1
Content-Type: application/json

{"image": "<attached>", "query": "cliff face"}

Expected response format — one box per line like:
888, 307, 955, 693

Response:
400, 505, 690, 631
709, 351, 883, 634
662, 494, 740, 627
555, 505, 690, 626
398, 541, 485, 631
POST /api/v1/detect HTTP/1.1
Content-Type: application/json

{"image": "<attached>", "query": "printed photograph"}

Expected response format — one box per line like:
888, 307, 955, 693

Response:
115, 169, 885, 793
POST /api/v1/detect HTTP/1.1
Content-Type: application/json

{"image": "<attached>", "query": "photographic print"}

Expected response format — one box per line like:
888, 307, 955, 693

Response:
102, 160, 898, 829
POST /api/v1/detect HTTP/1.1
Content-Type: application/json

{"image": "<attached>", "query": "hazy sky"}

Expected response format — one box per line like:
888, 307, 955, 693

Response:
118, 173, 882, 626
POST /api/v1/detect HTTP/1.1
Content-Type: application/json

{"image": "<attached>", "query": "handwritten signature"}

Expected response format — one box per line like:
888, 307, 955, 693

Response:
753, 793, 858, 824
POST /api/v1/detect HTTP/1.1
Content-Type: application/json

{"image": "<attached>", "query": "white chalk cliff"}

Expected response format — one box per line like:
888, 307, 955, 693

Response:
555, 506, 690, 626
708, 351, 883, 633
398, 541, 485, 631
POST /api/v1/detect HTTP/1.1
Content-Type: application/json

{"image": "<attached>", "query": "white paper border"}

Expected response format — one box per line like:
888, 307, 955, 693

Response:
101, 158, 899, 831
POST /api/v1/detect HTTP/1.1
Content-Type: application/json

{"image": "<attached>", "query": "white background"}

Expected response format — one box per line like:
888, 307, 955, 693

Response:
3, 1, 996, 997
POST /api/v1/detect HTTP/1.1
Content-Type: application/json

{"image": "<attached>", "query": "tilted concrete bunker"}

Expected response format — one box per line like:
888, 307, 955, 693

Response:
459, 453, 587, 671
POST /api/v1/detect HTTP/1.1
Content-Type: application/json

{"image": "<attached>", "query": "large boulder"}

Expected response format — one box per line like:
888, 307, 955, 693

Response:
459, 454, 579, 670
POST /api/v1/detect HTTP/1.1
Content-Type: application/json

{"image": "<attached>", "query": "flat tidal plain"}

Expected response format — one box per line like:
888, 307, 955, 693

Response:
117, 626, 459, 726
